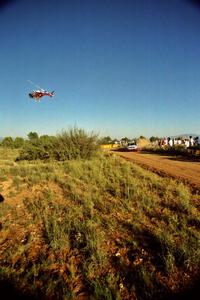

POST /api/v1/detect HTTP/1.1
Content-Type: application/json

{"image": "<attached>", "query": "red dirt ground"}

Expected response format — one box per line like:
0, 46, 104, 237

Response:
114, 150, 200, 190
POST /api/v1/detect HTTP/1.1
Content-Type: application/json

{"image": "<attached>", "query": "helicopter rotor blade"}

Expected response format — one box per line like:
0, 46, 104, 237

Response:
27, 79, 43, 90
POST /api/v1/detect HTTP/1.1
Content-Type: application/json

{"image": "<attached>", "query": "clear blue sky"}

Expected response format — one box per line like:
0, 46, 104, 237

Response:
1, 0, 200, 139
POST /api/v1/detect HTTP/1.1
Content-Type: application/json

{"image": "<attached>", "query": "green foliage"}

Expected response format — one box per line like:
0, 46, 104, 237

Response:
143, 144, 189, 156
99, 136, 112, 145
55, 128, 99, 160
2, 136, 14, 148
17, 128, 99, 161
14, 137, 25, 148
150, 136, 159, 143
17, 136, 56, 161
121, 137, 130, 143
27, 131, 39, 140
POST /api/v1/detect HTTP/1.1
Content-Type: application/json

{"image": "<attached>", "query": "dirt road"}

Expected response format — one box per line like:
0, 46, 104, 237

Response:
114, 150, 200, 189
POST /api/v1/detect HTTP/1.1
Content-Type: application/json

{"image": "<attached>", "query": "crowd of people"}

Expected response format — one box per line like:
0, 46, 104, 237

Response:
158, 136, 200, 148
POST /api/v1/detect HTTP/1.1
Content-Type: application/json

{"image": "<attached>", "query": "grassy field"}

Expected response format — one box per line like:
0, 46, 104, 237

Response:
0, 147, 200, 299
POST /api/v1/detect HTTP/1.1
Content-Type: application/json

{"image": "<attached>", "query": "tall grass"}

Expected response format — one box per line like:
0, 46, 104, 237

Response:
0, 151, 200, 299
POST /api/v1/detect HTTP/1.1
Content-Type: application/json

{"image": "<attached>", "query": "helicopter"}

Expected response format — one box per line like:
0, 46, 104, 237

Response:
28, 80, 55, 101
29, 90, 55, 101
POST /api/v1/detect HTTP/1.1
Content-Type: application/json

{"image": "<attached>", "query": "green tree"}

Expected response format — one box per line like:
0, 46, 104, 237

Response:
2, 137, 14, 148
150, 136, 159, 143
27, 132, 39, 140
139, 135, 146, 139
99, 136, 112, 145
121, 137, 130, 144
112, 138, 120, 144
14, 137, 25, 148
40, 135, 50, 140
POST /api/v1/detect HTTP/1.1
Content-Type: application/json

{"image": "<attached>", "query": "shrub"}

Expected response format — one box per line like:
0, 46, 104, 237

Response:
16, 128, 99, 161
142, 144, 189, 156
1, 137, 14, 148
14, 137, 25, 148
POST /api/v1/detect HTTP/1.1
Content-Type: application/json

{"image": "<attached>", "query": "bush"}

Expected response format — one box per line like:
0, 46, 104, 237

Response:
14, 137, 25, 148
16, 128, 99, 161
142, 144, 189, 156
1, 137, 14, 148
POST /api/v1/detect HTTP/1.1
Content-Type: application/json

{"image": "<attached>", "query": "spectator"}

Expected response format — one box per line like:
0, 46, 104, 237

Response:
169, 138, 173, 147
189, 136, 194, 147
197, 136, 200, 147
163, 137, 168, 146
177, 138, 182, 145
185, 139, 190, 148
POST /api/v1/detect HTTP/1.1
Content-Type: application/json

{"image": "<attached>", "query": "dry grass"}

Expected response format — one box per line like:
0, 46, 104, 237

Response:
0, 149, 200, 299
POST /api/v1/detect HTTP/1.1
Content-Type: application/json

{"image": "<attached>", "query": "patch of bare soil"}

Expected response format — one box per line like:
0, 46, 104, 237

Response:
114, 150, 200, 190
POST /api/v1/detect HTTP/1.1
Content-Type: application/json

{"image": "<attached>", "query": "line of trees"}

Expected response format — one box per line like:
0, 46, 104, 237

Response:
1, 136, 25, 148
0, 133, 152, 150
1, 133, 148, 148
98, 135, 148, 145
0, 132, 41, 149
1, 131, 160, 151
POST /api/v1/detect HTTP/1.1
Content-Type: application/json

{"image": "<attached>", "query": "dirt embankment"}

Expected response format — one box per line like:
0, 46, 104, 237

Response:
114, 150, 200, 190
